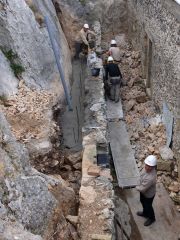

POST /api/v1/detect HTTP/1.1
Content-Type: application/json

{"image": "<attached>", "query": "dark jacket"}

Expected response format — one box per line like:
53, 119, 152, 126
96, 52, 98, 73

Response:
105, 63, 122, 80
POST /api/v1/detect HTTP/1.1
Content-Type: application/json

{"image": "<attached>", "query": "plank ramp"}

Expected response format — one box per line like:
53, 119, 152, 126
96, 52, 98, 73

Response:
108, 121, 140, 188
106, 99, 123, 120
125, 183, 180, 240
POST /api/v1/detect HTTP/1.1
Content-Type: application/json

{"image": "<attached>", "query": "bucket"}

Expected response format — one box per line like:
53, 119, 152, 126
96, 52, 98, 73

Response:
91, 68, 100, 77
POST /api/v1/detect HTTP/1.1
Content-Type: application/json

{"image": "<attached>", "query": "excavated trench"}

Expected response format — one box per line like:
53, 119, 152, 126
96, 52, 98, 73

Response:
0, 1, 179, 239
29, 38, 177, 239
57, 46, 143, 240
30, 13, 146, 240
29, 1, 178, 239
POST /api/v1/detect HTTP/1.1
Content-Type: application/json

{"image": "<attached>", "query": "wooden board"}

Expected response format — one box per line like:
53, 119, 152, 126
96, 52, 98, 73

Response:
108, 121, 140, 188
106, 99, 123, 120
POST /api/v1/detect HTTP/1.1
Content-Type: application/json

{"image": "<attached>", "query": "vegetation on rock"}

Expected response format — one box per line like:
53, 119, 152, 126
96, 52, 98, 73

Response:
0, 48, 25, 78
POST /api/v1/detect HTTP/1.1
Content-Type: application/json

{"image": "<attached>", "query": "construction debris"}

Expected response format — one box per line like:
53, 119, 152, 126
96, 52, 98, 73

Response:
119, 47, 179, 207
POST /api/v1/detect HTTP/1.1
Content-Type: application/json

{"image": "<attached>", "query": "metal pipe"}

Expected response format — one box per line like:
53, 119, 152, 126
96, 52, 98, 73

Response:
44, 16, 73, 111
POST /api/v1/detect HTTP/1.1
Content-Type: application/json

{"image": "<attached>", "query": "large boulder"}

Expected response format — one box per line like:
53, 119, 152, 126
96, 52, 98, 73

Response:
0, 219, 43, 240
0, 112, 76, 236
157, 159, 174, 172
159, 145, 174, 161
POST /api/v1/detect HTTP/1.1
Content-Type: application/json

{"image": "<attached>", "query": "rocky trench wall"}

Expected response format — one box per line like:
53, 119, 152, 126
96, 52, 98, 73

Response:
0, 0, 82, 239
127, 0, 180, 175
0, 0, 72, 99
0, 111, 77, 240
52, 0, 128, 53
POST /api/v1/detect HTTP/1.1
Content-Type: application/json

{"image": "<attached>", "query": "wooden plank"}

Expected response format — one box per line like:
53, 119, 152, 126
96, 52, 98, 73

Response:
106, 99, 123, 120
125, 183, 180, 240
108, 121, 140, 188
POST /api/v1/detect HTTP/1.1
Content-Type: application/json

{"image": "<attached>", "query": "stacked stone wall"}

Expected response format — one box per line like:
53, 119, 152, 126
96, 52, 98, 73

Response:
127, 0, 180, 164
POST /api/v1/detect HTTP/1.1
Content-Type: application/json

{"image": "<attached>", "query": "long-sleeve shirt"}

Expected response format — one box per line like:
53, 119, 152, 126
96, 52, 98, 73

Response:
75, 28, 96, 45
136, 168, 157, 198
105, 63, 122, 80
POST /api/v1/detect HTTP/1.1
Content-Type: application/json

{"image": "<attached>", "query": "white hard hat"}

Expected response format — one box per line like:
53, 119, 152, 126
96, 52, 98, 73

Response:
108, 56, 114, 62
144, 155, 157, 166
111, 39, 117, 45
84, 23, 89, 29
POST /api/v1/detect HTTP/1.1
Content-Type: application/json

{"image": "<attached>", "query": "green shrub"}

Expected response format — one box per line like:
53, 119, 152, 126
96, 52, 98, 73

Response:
2, 49, 17, 61
0, 94, 7, 103
79, 0, 86, 6
1, 48, 25, 78
10, 63, 25, 78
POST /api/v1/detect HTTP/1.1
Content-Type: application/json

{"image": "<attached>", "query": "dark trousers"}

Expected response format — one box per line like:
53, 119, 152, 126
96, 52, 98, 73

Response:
140, 193, 155, 220
109, 77, 121, 102
75, 42, 88, 59
110, 82, 120, 102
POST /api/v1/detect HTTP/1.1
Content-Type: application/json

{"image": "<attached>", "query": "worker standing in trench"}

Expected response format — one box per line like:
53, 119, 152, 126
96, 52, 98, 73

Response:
75, 23, 96, 59
105, 56, 122, 103
136, 155, 157, 226
108, 39, 121, 64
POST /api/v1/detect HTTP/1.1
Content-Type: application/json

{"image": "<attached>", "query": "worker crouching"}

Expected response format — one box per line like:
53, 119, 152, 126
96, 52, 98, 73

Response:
136, 155, 157, 226
75, 23, 96, 59
105, 56, 122, 103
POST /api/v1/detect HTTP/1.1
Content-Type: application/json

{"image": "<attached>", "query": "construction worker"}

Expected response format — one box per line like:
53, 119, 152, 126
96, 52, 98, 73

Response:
108, 39, 121, 63
136, 155, 157, 226
75, 23, 96, 59
105, 56, 122, 103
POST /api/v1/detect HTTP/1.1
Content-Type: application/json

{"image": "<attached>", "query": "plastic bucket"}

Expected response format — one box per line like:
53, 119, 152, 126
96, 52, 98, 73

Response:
91, 68, 100, 77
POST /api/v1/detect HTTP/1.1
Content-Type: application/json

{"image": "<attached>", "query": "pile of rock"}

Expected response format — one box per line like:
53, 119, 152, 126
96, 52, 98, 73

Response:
1, 80, 55, 143
120, 48, 179, 209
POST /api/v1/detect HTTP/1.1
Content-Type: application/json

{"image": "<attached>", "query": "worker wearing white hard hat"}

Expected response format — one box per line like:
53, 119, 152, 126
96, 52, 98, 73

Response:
83, 23, 89, 29
108, 39, 121, 63
105, 55, 122, 102
144, 155, 157, 166
136, 155, 157, 226
111, 39, 117, 45
75, 23, 96, 58
107, 56, 114, 62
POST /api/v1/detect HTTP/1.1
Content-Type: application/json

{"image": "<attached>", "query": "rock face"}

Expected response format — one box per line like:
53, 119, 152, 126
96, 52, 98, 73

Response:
0, 219, 43, 240
0, 0, 72, 98
53, 0, 128, 53
0, 112, 76, 238
0, 50, 18, 96
85, 0, 128, 35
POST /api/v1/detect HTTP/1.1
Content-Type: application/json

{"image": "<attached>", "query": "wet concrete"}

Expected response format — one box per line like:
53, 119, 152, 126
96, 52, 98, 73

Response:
61, 59, 86, 151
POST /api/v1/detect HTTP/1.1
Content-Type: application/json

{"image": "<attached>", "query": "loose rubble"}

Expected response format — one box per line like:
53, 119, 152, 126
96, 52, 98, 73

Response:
118, 47, 179, 209
0, 80, 55, 144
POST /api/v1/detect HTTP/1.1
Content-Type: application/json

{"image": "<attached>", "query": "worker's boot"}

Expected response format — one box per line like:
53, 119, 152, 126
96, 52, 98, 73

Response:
136, 211, 146, 217
144, 218, 155, 226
